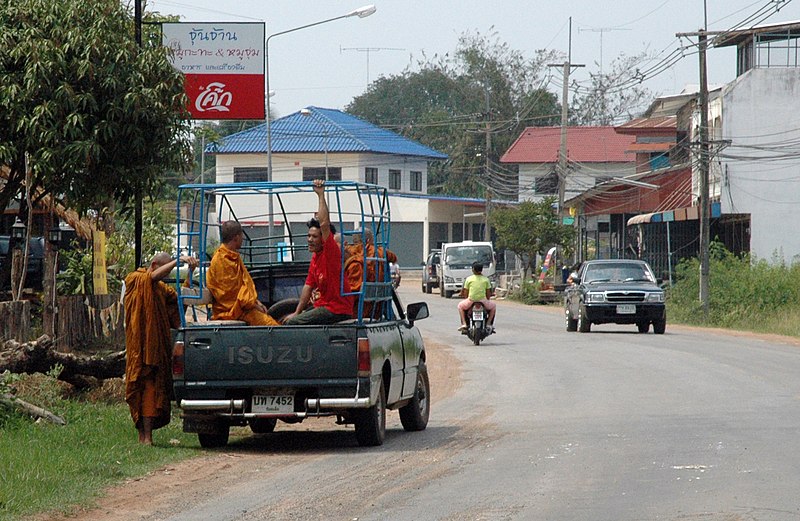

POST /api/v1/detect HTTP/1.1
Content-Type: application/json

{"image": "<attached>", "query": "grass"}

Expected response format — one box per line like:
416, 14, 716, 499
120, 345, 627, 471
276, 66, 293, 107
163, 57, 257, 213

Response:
0, 375, 202, 521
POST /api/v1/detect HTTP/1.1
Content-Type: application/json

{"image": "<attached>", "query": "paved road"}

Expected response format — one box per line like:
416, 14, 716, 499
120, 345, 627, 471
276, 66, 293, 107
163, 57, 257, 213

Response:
405, 285, 800, 521
67, 283, 800, 521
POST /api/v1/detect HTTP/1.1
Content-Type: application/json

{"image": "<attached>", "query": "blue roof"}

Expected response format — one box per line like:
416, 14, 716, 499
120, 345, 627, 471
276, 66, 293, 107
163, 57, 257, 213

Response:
208, 106, 448, 160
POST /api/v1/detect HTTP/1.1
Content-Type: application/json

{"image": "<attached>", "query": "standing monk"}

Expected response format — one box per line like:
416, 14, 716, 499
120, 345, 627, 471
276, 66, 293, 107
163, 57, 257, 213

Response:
284, 179, 354, 325
124, 252, 198, 445
206, 221, 281, 326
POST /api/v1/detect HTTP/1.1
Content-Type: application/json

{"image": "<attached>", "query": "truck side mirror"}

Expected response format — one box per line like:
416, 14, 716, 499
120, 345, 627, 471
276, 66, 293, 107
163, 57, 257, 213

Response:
406, 302, 429, 324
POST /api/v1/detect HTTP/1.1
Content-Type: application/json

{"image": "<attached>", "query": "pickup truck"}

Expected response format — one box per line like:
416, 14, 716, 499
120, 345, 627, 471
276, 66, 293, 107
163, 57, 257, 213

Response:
171, 181, 431, 448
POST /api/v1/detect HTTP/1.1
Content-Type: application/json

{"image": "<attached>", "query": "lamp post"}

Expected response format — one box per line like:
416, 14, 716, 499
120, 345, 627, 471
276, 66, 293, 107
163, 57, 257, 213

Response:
10, 218, 26, 301
265, 5, 376, 240
43, 223, 63, 337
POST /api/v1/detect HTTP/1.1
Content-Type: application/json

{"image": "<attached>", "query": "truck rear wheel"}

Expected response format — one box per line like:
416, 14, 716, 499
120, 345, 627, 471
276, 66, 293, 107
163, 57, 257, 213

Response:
354, 377, 386, 447
198, 428, 229, 448
399, 361, 430, 431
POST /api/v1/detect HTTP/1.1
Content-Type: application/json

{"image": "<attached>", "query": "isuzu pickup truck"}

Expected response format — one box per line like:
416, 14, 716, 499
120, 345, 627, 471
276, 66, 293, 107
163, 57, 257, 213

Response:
171, 181, 430, 448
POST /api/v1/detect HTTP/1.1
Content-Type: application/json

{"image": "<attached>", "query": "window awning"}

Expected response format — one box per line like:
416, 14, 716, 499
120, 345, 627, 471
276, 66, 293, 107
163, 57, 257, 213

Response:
627, 202, 721, 226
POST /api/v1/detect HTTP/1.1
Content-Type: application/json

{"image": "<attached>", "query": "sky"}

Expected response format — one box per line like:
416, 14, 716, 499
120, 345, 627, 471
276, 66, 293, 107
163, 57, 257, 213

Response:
150, 0, 800, 118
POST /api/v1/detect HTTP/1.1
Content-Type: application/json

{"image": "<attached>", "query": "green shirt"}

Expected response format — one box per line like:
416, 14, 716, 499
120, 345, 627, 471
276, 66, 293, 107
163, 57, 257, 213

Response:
464, 273, 491, 301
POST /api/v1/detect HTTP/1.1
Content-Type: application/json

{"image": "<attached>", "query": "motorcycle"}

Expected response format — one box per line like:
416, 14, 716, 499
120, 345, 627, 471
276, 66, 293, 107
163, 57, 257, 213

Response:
462, 301, 493, 345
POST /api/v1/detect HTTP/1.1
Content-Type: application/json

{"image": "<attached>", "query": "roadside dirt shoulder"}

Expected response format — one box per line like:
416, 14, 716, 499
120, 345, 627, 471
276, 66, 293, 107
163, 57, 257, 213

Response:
31, 340, 461, 521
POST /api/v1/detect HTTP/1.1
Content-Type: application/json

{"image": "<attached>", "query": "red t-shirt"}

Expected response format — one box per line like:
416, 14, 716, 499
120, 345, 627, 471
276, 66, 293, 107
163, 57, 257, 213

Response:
306, 233, 353, 316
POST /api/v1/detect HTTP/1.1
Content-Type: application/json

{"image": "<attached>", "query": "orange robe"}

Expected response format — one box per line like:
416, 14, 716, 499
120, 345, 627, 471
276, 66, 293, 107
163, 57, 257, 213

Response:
344, 244, 397, 316
124, 269, 180, 430
206, 244, 279, 326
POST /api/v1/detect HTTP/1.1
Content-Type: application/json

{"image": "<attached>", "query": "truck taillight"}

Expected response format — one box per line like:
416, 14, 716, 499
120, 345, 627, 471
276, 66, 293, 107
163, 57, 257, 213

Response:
357, 338, 370, 377
172, 341, 185, 377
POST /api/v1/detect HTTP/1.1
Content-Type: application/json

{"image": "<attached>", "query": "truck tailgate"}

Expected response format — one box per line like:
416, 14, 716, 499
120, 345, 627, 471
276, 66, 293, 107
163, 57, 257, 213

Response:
181, 325, 359, 383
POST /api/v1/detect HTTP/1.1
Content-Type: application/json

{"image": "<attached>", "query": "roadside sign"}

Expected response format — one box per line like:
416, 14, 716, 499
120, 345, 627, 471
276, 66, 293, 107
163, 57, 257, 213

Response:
162, 22, 265, 120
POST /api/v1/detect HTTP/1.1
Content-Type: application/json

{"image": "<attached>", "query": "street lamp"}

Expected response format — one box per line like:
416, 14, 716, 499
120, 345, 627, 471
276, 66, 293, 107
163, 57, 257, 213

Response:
11, 218, 25, 242
265, 5, 376, 240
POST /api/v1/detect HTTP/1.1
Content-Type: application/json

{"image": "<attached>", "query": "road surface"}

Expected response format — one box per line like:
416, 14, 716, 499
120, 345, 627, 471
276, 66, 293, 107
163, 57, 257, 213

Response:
46, 283, 800, 521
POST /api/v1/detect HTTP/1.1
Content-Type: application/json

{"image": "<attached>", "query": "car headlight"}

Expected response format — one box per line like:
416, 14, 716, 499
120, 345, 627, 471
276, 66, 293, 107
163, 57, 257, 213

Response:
586, 292, 605, 303
444, 276, 454, 283
646, 292, 665, 303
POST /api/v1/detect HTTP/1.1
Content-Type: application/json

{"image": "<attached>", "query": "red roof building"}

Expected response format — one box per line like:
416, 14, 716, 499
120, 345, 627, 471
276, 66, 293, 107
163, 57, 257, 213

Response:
500, 126, 636, 203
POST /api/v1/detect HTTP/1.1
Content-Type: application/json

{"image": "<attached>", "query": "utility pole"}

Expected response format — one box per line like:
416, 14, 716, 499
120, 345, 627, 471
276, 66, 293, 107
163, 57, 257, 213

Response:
340, 46, 405, 83
484, 81, 492, 242
548, 18, 584, 218
677, 4, 716, 317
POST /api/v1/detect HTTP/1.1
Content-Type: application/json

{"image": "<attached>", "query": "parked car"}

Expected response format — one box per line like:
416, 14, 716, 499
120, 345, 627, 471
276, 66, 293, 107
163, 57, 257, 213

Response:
564, 259, 666, 334
0, 235, 46, 290
421, 249, 440, 294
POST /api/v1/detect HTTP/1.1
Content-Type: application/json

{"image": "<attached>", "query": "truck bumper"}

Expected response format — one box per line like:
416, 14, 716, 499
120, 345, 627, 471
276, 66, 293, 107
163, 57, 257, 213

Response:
179, 396, 371, 417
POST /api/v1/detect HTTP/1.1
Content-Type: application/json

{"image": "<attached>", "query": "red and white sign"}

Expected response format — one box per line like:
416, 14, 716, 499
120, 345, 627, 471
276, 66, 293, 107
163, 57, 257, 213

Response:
163, 22, 265, 120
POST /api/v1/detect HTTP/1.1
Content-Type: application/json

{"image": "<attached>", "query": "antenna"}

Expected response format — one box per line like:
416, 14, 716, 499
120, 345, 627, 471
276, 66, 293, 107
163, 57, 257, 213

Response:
578, 26, 631, 74
340, 46, 406, 83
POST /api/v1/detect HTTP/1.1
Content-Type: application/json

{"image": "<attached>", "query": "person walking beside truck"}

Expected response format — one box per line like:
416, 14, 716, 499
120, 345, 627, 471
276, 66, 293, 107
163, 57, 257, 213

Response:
206, 221, 281, 326
285, 179, 354, 325
124, 252, 198, 445
457, 261, 496, 332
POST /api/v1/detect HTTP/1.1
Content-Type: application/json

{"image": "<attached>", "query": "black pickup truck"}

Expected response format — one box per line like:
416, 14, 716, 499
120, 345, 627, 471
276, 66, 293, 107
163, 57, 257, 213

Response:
171, 181, 431, 448
564, 259, 666, 334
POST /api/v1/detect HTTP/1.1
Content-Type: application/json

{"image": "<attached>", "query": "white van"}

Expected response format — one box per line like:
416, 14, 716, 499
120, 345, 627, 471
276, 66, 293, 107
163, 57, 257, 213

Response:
437, 241, 496, 298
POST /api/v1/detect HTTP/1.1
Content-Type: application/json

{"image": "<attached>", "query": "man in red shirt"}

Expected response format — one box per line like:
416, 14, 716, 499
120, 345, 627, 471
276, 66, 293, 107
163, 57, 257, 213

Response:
284, 179, 353, 325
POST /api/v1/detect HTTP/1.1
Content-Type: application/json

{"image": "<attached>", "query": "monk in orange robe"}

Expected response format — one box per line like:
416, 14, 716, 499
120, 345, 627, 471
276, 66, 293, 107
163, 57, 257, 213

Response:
124, 252, 198, 445
344, 227, 397, 316
206, 221, 281, 326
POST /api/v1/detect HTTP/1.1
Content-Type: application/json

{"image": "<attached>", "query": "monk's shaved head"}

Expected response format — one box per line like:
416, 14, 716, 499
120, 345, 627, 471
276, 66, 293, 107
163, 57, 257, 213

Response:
221, 221, 243, 244
150, 252, 172, 268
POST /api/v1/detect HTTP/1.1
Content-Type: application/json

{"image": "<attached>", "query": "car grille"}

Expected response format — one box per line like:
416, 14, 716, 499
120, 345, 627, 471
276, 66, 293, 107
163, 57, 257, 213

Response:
605, 291, 646, 303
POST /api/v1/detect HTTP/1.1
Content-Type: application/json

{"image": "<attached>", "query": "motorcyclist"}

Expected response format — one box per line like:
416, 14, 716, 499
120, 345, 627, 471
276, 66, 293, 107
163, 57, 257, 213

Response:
457, 261, 496, 332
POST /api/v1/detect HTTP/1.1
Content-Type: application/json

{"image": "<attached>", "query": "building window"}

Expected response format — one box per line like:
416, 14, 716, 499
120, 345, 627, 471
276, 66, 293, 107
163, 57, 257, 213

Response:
302, 167, 342, 182
389, 169, 401, 190
410, 171, 422, 192
365, 167, 378, 184
233, 167, 269, 183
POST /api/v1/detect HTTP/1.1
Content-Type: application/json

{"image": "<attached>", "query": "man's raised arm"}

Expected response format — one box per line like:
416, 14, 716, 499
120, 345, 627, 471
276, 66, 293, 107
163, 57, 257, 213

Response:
313, 179, 330, 241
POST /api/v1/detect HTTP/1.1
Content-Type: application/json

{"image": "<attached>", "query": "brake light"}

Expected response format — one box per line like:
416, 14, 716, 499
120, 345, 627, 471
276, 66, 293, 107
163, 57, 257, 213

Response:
357, 338, 370, 377
172, 341, 185, 377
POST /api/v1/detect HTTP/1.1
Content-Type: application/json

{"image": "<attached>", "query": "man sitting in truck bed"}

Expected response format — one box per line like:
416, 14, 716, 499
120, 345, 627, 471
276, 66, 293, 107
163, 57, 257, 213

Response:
206, 221, 281, 326
284, 179, 354, 325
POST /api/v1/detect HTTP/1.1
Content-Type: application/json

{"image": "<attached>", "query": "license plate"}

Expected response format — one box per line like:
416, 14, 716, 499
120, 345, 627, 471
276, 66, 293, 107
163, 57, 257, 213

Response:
616, 304, 636, 314
252, 395, 294, 414
472, 311, 484, 321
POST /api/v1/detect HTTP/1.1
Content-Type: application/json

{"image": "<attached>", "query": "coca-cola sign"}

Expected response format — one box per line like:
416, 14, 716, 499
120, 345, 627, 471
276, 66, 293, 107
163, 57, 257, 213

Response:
163, 22, 265, 120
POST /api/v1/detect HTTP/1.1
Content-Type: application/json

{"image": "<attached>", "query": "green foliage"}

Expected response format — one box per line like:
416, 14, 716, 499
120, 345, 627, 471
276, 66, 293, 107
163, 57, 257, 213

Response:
508, 279, 541, 305
489, 197, 575, 277
668, 241, 800, 330
0, 374, 200, 520
56, 242, 94, 295
56, 204, 175, 295
347, 30, 560, 197
107, 203, 176, 278
0, 0, 192, 214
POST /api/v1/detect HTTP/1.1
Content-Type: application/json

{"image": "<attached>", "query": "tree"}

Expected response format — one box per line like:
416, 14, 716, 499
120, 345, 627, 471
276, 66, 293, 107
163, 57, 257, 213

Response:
489, 197, 575, 279
570, 52, 654, 126
347, 30, 560, 198
0, 0, 192, 216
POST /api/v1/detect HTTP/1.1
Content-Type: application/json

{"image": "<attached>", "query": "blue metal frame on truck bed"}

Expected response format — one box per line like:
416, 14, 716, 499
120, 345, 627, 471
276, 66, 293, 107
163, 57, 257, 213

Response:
173, 181, 395, 326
